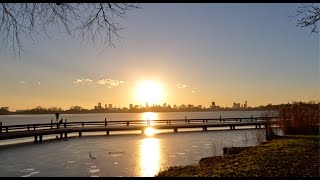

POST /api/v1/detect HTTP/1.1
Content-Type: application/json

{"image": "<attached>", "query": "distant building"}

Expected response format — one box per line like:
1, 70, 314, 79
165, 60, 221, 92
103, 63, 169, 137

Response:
98, 102, 102, 109
129, 104, 133, 109
244, 101, 248, 109
105, 104, 108, 109
163, 102, 167, 108
108, 104, 113, 109
135, 105, 139, 109
179, 104, 187, 109
233, 102, 241, 109
173, 104, 177, 109
212, 101, 216, 106
146, 102, 149, 109
187, 104, 194, 108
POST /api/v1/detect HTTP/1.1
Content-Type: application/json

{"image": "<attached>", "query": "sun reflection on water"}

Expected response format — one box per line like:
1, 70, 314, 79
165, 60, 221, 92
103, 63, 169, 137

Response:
139, 138, 161, 177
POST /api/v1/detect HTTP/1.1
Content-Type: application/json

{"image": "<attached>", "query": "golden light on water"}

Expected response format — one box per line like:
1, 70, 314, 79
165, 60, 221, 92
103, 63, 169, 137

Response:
139, 138, 161, 177
136, 81, 164, 105
142, 112, 158, 120
144, 127, 157, 136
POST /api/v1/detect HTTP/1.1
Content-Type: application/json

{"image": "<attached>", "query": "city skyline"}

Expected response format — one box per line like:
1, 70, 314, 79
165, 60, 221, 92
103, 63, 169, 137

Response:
0, 4, 319, 111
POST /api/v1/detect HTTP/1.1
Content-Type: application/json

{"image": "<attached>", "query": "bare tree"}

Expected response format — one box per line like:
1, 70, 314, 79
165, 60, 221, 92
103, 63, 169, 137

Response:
0, 3, 140, 57
295, 3, 320, 34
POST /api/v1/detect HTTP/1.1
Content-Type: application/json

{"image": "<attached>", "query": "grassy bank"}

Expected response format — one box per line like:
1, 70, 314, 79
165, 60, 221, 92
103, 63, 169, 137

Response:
156, 135, 319, 177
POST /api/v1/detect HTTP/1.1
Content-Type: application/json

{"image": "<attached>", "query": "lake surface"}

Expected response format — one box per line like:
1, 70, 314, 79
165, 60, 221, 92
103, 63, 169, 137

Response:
0, 111, 281, 177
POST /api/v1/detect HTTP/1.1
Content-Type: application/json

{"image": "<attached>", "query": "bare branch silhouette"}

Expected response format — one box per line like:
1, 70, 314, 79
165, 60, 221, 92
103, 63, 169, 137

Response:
0, 3, 140, 58
295, 3, 320, 34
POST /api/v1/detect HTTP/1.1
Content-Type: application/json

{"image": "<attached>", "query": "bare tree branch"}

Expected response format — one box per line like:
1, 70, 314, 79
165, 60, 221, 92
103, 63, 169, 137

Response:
0, 3, 140, 58
295, 3, 320, 34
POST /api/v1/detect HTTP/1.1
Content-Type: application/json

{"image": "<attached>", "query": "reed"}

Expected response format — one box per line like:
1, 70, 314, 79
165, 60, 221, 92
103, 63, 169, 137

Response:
277, 102, 319, 135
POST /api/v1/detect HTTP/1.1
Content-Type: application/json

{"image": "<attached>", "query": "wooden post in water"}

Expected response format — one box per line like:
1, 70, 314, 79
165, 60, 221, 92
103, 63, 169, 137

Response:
79, 131, 82, 137
39, 135, 43, 143
174, 128, 178, 133
64, 132, 67, 139
105, 118, 107, 126
64, 119, 67, 128
34, 136, 38, 143
106, 130, 109, 135
51, 119, 53, 129
6, 127, 8, 133
127, 121, 129, 126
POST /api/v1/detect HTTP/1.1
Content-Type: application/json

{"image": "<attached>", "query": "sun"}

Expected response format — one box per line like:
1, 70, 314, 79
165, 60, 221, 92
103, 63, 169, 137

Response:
136, 81, 164, 105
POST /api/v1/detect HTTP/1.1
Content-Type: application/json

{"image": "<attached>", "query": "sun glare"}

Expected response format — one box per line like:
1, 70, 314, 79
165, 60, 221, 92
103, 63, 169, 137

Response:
136, 81, 164, 105
144, 127, 156, 136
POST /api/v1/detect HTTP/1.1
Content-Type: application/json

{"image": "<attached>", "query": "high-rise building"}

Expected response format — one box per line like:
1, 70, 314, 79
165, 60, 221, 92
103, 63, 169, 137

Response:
244, 100, 247, 109
129, 104, 133, 109
146, 102, 149, 109
98, 102, 102, 109
108, 104, 112, 109
212, 101, 216, 106
105, 104, 108, 109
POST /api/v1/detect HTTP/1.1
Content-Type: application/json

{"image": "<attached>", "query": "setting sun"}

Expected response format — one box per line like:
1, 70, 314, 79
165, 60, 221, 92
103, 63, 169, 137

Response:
136, 81, 164, 105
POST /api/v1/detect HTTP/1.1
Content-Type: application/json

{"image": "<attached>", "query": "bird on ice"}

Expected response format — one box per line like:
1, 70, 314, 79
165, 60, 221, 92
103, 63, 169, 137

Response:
89, 152, 96, 159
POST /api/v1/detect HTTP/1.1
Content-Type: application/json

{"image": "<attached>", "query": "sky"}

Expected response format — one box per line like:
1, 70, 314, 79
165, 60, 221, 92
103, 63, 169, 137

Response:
0, 3, 319, 111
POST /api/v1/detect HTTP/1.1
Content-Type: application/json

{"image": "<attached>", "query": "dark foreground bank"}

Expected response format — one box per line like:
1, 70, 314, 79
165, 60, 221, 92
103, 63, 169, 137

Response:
156, 135, 320, 177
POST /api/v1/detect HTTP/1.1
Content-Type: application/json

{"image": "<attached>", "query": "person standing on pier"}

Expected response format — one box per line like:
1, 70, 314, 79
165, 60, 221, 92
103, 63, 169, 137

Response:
55, 112, 60, 123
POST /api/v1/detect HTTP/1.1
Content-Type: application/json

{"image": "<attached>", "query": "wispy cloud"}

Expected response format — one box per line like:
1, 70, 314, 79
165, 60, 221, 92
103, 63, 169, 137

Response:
19, 81, 26, 84
191, 90, 196, 93
177, 83, 187, 88
97, 79, 124, 88
74, 78, 93, 84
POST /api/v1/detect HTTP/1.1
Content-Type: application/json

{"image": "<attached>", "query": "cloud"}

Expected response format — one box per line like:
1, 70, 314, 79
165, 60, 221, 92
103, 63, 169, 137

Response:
37, 82, 41, 85
177, 83, 187, 88
97, 79, 124, 88
191, 90, 196, 93
19, 81, 26, 84
84, 79, 93, 82
74, 78, 93, 84
74, 79, 83, 84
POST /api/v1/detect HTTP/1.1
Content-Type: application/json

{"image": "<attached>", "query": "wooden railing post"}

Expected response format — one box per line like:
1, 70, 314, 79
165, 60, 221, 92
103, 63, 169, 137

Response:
220, 116, 222, 122
251, 115, 253, 121
6, 127, 8, 133
185, 116, 187, 123
127, 121, 129, 126
33, 125, 36, 131
105, 118, 107, 126
64, 119, 67, 128
0, 122, 2, 133
51, 119, 53, 129
28, 125, 30, 131
82, 122, 84, 127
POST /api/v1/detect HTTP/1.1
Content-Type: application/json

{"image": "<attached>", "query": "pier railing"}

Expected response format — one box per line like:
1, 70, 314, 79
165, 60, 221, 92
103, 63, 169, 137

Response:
0, 116, 278, 133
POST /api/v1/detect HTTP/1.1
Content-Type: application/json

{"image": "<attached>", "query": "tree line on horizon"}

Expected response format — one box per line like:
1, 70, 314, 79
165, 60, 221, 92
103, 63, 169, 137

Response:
0, 101, 319, 115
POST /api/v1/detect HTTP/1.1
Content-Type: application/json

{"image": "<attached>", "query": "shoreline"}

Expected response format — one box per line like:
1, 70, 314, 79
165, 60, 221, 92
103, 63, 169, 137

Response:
156, 135, 320, 177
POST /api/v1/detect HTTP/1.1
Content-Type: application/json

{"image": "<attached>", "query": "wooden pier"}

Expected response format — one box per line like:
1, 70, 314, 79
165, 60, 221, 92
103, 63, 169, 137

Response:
0, 116, 278, 143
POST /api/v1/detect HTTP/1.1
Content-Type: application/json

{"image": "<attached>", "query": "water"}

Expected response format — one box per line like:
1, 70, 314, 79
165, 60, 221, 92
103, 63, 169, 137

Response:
0, 111, 280, 177
0, 111, 265, 125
